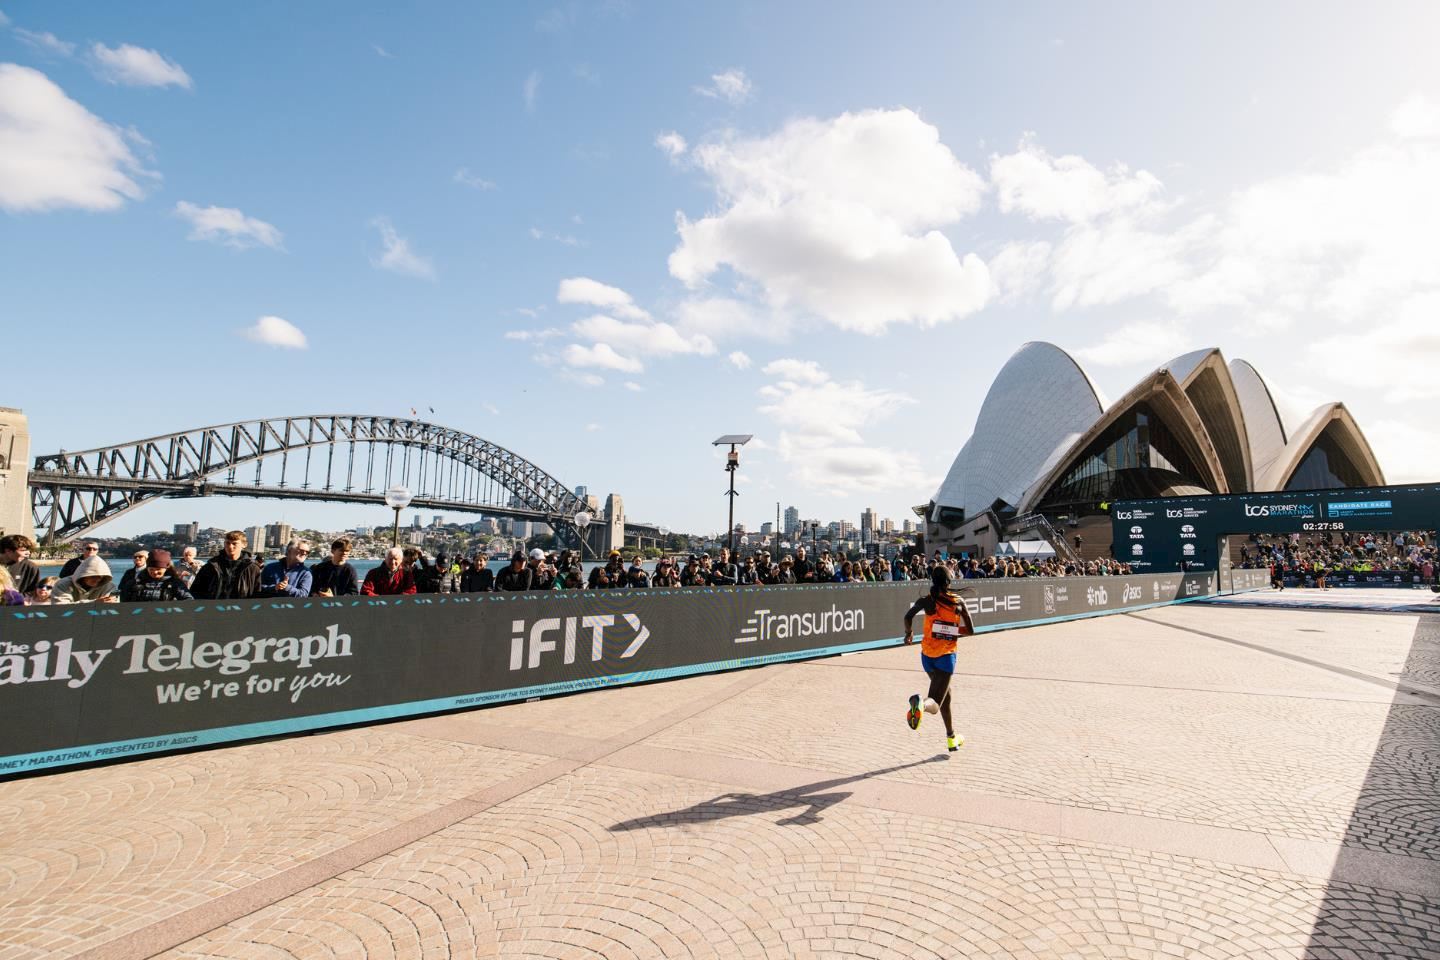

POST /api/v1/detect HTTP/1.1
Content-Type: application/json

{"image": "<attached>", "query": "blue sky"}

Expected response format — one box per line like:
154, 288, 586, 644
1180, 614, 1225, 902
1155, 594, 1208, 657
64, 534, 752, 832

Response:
3, 1, 1438, 538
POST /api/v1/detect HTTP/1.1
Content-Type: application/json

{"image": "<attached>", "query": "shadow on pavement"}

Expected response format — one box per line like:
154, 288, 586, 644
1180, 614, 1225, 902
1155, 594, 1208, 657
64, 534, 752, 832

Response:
609, 756, 948, 830
1305, 613, 1440, 959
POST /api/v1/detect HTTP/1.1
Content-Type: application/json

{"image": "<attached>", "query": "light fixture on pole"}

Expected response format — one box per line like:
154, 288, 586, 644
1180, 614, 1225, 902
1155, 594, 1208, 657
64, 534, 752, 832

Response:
385, 485, 413, 546
712, 435, 752, 559
573, 510, 592, 560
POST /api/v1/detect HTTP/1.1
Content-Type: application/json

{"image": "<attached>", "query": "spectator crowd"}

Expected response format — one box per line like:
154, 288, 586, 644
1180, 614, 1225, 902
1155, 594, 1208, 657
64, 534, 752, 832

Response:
2, 529, 1137, 606
1237, 530, 1436, 587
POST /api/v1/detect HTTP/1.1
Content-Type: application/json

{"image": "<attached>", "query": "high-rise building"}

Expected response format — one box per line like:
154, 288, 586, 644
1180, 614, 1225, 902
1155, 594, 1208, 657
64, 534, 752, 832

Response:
783, 505, 800, 537
265, 522, 292, 549
245, 526, 266, 553
881, 518, 895, 535
173, 522, 199, 542
431, 515, 445, 528
902, 519, 914, 534
860, 508, 876, 542
574, 485, 589, 499
760, 522, 774, 536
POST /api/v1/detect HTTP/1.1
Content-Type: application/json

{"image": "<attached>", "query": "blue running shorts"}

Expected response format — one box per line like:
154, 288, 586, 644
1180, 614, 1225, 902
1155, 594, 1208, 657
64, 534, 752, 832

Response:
921, 652, 957, 674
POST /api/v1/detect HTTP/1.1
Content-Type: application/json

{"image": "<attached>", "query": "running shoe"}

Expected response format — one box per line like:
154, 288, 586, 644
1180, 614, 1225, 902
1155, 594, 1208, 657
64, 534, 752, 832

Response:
947, 734, 963, 752
906, 694, 922, 730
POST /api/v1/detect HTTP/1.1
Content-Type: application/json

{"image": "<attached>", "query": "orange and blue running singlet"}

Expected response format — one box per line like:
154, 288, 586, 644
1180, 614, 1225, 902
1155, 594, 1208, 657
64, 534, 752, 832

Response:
921, 592, 963, 658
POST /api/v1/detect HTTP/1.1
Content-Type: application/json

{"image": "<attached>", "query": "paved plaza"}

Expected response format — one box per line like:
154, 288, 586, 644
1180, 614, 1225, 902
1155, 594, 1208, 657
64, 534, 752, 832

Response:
3, 599, 1438, 959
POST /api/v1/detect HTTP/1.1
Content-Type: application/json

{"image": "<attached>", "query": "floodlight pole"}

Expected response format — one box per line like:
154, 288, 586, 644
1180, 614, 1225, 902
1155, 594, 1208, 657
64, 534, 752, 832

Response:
712, 435, 752, 561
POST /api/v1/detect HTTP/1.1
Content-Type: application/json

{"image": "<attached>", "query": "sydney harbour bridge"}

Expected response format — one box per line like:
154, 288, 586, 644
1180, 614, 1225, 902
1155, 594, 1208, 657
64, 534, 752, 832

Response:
0, 410, 661, 551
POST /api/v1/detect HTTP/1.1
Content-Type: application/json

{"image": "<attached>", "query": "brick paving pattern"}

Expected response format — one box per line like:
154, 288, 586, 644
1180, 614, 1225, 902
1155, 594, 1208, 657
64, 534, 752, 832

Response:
1, 604, 1437, 959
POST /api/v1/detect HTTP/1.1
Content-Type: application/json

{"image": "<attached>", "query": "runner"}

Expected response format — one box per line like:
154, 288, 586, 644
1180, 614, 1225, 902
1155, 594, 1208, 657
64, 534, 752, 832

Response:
902, 565, 975, 752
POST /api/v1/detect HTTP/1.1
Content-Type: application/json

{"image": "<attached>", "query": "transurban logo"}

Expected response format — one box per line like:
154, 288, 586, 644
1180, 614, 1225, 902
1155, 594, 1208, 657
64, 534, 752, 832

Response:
0, 625, 352, 689
1120, 584, 1143, 603
1086, 585, 1108, 606
510, 614, 649, 669
735, 605, 864, 643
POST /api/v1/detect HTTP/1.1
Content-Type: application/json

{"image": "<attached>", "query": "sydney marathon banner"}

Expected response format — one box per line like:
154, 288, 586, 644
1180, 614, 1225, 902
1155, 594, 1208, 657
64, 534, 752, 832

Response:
1, 573, 1214, 774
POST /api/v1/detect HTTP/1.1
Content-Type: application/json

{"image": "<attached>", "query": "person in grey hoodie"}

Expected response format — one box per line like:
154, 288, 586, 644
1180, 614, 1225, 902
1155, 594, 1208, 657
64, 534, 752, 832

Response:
50, 555, 118, 604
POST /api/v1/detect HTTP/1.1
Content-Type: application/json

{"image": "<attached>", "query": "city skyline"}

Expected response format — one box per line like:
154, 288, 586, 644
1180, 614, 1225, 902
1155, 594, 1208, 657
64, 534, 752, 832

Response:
4, 3, 1438, 539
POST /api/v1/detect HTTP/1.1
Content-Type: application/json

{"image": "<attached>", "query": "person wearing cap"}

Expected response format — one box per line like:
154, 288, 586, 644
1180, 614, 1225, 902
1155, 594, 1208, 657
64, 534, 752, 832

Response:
527, 548, 556, 590
651, 557, 679, 588
775, 556, 797, 584
625, 557, 649, 588
121, 548, 194, 603
496, 550, 534, 591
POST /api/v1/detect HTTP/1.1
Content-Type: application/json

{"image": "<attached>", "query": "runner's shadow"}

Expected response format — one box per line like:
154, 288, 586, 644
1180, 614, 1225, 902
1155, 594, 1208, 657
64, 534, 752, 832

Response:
609, 756, 948, 830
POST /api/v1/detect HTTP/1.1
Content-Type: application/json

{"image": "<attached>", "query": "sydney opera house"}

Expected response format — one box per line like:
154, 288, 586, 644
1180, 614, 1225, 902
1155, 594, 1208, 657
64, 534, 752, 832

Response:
926, 343, 1385, 558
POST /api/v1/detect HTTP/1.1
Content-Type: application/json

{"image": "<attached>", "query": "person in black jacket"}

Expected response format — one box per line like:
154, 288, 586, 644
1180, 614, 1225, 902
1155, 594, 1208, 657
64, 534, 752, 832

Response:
121, 549, 194, 603
191, 531, 263, 599
462, 555, 495, 592
495, 551, 533, 591
709, 547, 738, 585
310, 538, 360, 596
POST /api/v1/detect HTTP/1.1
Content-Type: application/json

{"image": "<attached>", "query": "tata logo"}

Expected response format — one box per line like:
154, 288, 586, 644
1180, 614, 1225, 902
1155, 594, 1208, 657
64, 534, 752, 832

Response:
1043, 585, 1056, 614
510, 614, 649, 670
1183, 544, 1196, 556
1132, 544, 1144, 555
1085, 585, 1108, 606
1120, 584, 1143, 603
1180, 525, 1196, 538
1130, 525, 1143, 534
962, 595, 1022, 615
1129, 526, 1144, 540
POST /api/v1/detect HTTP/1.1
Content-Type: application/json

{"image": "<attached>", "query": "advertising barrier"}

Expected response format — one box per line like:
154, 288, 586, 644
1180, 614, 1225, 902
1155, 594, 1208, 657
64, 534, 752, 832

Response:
1, 572, 1216, 775
1226, 568, 1271, 593
1280, 570, 1435, 589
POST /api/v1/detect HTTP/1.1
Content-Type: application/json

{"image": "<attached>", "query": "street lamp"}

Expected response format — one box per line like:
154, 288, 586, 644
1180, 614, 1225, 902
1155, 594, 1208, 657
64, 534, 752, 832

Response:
712, 435, 752, 559
574, 510, 592, 560
385, 484, 413, 546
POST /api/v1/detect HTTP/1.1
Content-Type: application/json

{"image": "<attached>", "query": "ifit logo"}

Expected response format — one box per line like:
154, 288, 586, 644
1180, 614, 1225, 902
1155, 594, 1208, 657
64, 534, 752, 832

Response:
510, 614, 648, 671
735, 605, 865, 643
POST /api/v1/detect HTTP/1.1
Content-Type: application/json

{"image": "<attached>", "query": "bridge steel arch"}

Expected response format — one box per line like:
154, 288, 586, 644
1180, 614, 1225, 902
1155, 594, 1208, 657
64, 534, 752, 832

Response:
28, 415, 589, 543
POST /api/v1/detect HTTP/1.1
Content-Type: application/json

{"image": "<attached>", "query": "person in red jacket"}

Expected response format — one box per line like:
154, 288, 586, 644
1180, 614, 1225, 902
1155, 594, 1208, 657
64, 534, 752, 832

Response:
361, 547, 417, 596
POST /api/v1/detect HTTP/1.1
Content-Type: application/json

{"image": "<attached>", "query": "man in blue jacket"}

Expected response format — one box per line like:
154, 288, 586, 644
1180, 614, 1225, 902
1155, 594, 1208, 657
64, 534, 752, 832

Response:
261, 540, 314, 597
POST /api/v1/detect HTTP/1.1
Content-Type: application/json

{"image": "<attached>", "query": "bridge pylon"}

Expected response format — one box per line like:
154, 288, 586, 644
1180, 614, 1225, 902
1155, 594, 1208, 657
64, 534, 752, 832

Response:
0, 408, 33, 541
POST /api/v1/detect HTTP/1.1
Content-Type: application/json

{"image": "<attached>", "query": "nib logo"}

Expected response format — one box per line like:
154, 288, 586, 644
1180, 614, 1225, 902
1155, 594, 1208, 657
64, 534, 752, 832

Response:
1085, 585, 1108, 606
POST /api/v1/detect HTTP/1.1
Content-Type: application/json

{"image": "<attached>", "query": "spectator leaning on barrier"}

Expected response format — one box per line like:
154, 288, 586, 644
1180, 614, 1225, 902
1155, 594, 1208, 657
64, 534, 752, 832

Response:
51, 554, 118, 604
361, 546, 417, 596
461, 555, 494, 592
59, 540, 99, 579
121, 549, 193, 603
495, 550, 534, 591
310, 538, 359, 597
0, 565, 24, 605
174, 546, 201, 588
259, 540, 313, 598
27, 575, 57, 604
118, 549, 148, 598
191, 530, 263, 600
1, 534, 40, 596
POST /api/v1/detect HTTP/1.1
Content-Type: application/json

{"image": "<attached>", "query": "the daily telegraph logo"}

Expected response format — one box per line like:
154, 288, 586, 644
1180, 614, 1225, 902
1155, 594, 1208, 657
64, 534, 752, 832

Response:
1129, 526, 1145, 539
0, 626, 353, 703
736, 604, 865, 643
511, 614, 649, 667
1244, 503, 1316, 518
1180, 525, 1196, 538
1086, 585, 1108, 606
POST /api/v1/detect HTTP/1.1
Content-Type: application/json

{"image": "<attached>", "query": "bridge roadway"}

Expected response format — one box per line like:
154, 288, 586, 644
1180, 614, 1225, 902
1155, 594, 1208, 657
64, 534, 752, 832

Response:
3, 598, 1438, 959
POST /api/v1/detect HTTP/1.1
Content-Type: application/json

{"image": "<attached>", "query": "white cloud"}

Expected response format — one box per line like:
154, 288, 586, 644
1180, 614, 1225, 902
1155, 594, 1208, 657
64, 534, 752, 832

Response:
1304, 293, 1440, 403
1069, 320, 1180, 368
482, 402, 500, 415
15, 29, 74, 57
0, 65, 154, 212
655, 131, 687, 159
571, 314, 714, 357
241, 315, 307, 350
987, 240, 1052, 303
727, 350, 751, 370
694, 68, 751, 105
557, 277, 649, 320
561, 370, 604, 387
90, 43, 192, 88
585, 422, 601, 432
174, 201, 283, 250
563, 342, 643, 373
370, 217, 436, 280
674, 296, 787, 343
669, 108, 991, 334
623, 381, 644, 392
504, 327, 562, 342
523, 71, 540, 112
0, 11, 9, 27
453, 167, 496, 190
372, 44, 395, 59
756, 359, 921, 493
1390, 94, 1439, 140
991, 137, 1166, 224
1362, 418, 1436, 483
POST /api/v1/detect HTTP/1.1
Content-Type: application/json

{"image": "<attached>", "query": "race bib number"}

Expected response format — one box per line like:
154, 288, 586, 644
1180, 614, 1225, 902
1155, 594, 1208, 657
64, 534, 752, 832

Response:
931, 619, 961, 639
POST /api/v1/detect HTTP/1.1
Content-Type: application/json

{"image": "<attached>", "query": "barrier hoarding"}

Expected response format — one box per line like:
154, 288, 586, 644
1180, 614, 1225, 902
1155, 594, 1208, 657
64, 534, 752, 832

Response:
1, 573, 1216, 775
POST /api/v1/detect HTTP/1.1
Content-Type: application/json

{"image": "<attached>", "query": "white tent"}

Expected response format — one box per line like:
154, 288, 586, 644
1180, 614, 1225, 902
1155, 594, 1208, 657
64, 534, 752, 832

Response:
994, 540, 1056, 559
